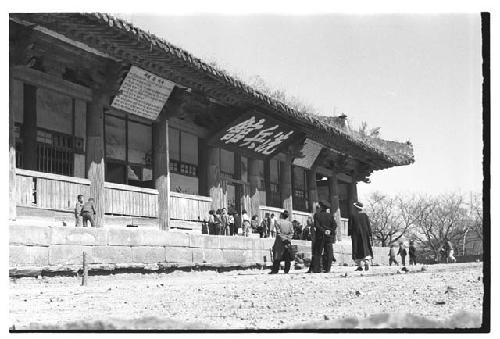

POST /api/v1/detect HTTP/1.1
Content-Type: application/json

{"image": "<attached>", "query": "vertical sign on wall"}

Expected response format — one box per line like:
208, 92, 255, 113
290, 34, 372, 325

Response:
292, 138, 323, 169
111, 66, 176, 121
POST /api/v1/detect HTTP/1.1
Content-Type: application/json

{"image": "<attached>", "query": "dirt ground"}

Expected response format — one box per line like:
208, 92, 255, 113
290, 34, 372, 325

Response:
9, 263, 484, 330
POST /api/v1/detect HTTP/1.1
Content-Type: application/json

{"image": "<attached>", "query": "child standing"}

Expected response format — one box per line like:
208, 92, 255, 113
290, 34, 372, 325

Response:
74, 195, 84, 227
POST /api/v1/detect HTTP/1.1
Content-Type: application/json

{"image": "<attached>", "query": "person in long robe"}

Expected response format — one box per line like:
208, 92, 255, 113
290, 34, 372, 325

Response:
348, 201, 373, 271
270, 210, 294, 274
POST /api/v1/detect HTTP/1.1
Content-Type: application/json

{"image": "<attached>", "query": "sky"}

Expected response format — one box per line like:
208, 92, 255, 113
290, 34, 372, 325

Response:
119, 14, 483, 199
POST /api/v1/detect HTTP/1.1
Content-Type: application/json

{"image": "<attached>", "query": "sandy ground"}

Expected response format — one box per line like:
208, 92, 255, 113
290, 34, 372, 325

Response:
9, 263, 484, 330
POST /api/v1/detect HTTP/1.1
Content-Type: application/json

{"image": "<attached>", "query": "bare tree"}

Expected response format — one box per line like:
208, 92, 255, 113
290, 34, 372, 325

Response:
410, 193, 469, 261
469, 192, 483, 241
365, 192, 409, 247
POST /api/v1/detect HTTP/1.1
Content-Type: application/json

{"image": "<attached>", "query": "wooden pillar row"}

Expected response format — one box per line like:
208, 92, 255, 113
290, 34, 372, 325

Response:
329, 168, 342, 242
207, 146, 223, 211
348, 178, 359, 218
153, 114, 170, 231
248, 157, 261, 218
9, 73, 16, 220
308, 166, 319, 213
85, 91, 106, 227
22, 83, 37, 171
280, 153, 293, 219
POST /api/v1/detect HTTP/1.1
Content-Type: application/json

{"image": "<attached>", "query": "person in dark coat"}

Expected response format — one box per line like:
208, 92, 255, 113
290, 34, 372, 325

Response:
214, 209, 222, 235
311, 205, 337, 273
270, 210, 294, 274
388, 243, 398, 266
408, 240, 417, 265
307, 217, 316, 273
348, 201, 373, 271
398, 242, 407, 267
233, 212, 241, 236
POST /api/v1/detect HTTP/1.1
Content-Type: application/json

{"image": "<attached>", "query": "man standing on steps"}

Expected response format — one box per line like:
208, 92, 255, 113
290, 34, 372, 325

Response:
348, 201, 373, 271
311, 204, 337, 273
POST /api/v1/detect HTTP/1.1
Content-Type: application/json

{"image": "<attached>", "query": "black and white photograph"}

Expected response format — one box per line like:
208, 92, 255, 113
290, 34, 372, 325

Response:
5, 1, 491, 333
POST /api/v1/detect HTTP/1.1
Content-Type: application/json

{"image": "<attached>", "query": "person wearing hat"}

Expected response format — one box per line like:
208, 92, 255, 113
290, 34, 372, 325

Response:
270, 210, 294, 274
348, 201, 373, 271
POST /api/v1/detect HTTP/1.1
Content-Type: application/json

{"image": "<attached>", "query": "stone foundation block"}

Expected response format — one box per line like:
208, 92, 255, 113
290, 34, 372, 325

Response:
91, 246, 133, 264
10, 245, 49, 266
140, 230, 190, 247
51, 227, 108, 246
164, 247, 193, 263
222, 249, 253, 264
107, 228, 143, 246
192, 248, 224, 264
189, 234, 221, 249
131, 246, 165, 264
220, 236, 254, 250
10, 225, 52, 246
48, 245, 93, 265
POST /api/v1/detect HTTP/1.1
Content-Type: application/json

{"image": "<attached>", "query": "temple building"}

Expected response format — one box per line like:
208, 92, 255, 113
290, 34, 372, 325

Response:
9, 13, 414, 240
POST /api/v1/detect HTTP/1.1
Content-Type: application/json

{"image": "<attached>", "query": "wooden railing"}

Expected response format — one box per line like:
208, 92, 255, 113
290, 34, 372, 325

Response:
170, 191, 212, 221
292, 210, 311, 226
16, 169, 90, 210
15, 169, 213, 222
259, 205, 283, 221
259, 205, 312, 226
104, 182, 158, 218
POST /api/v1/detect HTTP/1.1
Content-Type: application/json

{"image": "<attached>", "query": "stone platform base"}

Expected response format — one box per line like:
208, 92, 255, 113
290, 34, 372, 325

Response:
9, 224, 387, 277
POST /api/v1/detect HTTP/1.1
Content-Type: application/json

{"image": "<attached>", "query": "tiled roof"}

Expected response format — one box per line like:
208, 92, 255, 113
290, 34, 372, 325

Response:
10, 13, 415, 170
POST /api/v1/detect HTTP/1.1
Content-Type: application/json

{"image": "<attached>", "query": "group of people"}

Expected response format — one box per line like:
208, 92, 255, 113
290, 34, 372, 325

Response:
439, 239, 457, 263
269, 200, 376, 274
74, 195, 97, 227
388, 241, 418, 271
205, 208, 281, 237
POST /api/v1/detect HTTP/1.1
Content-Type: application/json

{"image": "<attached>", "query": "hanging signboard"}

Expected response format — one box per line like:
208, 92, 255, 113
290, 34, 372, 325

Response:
292, 138, 323, 169
111, 66, 175, 120
210, 111, 301, 159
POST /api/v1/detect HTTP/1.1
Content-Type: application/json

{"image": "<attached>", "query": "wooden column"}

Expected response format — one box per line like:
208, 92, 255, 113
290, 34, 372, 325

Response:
264, 159, 271, 207
207, 146, 223, 210
348, 178, 359, 218
248, 157, 261, 218
22, 83, 37, 171
9, 73, 16, 220
307, 166, 319, 213
85, 92, 106, 227
329, 169, 342, 242
153, 114, 170, 231
198, 139, 208, 196
280, 154, 293, 218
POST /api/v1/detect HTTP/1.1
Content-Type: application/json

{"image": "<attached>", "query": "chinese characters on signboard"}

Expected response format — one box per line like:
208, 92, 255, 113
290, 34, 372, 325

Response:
111, 66, 175, 120
219, 116, 295, 156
